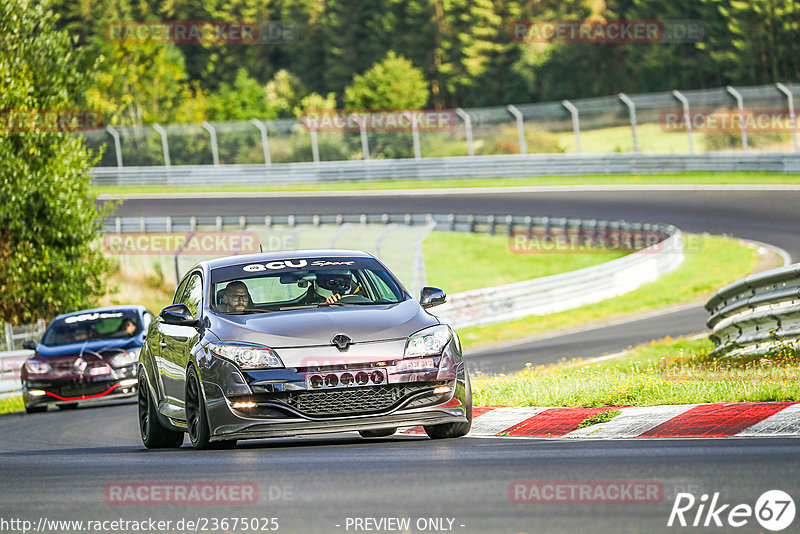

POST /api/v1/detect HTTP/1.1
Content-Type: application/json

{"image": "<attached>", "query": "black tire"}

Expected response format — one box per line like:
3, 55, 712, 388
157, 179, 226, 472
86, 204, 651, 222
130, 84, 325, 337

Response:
424, 375, 473, 440
138, 374, 184, 449
25, 405, 47, 414
57, 403, 79, 410
185, 368, 236, 450
359, 428, 397, 438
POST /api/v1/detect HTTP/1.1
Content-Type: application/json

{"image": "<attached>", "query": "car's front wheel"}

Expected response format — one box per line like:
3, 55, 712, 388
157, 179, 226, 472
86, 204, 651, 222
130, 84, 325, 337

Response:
186, 368, 236, 450
138, 374, 184, 449
424, 375, 473, 440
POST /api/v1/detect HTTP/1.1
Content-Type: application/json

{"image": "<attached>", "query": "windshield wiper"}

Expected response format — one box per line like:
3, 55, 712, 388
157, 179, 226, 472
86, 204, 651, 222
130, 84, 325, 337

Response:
277, 304, 320, 311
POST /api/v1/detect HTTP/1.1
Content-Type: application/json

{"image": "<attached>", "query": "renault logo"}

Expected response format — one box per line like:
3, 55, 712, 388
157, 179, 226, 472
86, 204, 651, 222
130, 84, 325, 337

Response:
331, 334, 352, 351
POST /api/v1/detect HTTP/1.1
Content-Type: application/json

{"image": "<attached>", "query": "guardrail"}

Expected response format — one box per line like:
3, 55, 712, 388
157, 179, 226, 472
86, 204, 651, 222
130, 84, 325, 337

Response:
92, 153, 800, 186
103, 212, 676, 236
706, 264, 800, 356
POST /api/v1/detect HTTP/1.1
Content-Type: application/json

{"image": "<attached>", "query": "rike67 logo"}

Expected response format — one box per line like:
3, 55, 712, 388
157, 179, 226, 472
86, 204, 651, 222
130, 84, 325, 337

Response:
668, 490, 795, 531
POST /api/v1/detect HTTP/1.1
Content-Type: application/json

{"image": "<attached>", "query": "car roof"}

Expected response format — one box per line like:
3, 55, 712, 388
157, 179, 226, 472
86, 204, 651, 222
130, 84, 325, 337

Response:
51, 305, 150, 322
200, 249, 377, 270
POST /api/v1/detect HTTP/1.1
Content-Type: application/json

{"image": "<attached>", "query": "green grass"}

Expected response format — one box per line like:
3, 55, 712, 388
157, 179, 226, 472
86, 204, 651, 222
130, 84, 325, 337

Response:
423, 231, 625, 293
577, 409, 621, 428
0, 397, 24, 415
92, 172, 800, 195
473, 336, 800, 407
457, 234, 760, 350
555, 123, 695, 153
555, 123, 796, 154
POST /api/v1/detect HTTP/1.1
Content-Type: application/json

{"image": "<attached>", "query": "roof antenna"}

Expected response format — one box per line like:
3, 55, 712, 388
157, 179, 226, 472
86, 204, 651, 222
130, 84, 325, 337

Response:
259, 243, 263, 253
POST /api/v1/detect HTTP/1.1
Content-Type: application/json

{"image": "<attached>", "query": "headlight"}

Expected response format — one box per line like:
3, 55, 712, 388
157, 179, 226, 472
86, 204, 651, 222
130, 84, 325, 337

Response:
108, 350, 139, 368
404, 325, 452, 358
24, 360, 51, 374
208, 342, 284, 370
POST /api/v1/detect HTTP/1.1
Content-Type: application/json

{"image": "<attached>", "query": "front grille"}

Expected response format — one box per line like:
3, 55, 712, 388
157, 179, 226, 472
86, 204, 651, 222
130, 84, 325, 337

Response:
264, 382, 441, 417
35, 380, 118, 398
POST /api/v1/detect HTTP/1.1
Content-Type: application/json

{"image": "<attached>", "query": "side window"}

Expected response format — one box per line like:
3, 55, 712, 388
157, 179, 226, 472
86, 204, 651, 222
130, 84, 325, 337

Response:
179, 273, 203, 317
173, 276, 190, 305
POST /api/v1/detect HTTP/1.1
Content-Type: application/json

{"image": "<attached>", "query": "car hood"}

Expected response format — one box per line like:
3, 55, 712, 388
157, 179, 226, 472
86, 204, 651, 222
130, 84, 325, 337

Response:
208, 299, 438, 347
35, 336, 143, 359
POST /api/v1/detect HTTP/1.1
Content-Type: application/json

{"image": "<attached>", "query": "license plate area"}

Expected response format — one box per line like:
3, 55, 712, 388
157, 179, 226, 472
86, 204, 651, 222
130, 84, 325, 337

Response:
306, 368, 387, 390
395, 358, 437, 373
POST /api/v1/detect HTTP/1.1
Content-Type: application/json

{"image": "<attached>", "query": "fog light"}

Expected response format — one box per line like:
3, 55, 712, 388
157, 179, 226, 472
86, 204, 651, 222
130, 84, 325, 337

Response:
355, 372, 369, 385
370, 370, 384, 384
433, 385, 452, 395
232, 401, 257, 409
325, 374, 339, 387
340, 372, 354, 386
119, 379, 138, 387
28, 390, 46, 397
309, 375, 323, 389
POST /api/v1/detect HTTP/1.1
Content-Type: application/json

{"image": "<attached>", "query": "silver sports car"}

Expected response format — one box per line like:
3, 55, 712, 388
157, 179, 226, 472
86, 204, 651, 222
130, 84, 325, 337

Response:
137, 250, 472, 449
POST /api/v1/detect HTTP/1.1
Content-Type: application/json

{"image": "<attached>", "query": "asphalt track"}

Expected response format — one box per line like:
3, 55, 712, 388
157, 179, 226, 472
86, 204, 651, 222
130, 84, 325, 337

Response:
109, 188, 800, 373
1, 402, 799, 534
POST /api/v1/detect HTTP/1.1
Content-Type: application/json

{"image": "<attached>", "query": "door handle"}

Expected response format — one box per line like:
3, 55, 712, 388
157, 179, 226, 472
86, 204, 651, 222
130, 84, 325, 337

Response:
159, 340, 167, 349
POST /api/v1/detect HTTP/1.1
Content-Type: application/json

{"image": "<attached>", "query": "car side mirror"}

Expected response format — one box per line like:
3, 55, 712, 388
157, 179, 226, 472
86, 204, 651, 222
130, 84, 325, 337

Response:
22, 340, 36, 350
159, 304, 200, 327
420, 286, 446, 309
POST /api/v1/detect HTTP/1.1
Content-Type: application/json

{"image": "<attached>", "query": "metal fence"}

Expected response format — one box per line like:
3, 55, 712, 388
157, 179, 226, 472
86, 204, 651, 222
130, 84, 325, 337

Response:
83, 83, 800, 169
1, 320, 45, 352
706, 264, 800, 356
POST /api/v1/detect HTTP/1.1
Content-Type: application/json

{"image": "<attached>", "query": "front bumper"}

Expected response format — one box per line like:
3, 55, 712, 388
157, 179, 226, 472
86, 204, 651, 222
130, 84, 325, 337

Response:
204, 380, 469, 441
23, 366, 138, 407
196, 333, 470, 441
200, 365, 469, 441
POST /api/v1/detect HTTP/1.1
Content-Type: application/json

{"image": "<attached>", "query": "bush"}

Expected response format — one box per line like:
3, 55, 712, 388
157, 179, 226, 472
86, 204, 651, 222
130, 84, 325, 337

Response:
0, 0, 112, 324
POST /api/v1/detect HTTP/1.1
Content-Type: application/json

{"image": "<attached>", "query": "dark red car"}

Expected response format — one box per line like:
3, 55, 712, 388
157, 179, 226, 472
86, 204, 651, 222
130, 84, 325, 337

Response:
21, 305, 154, 413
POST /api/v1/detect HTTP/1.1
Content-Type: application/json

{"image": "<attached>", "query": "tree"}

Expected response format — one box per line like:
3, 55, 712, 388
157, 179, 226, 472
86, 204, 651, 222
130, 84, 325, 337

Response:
344, 51, 429, 110
0, 0, 112, 324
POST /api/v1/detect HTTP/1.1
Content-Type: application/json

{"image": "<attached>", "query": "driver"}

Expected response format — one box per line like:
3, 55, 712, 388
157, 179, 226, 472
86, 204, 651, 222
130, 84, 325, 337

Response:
220, 281, 251, 313
313, 273, 359, 304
